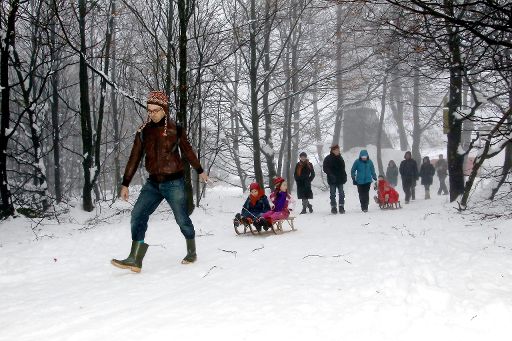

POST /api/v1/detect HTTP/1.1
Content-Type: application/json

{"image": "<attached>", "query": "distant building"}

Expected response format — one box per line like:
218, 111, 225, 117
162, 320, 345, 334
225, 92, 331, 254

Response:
343, 107, 393, 151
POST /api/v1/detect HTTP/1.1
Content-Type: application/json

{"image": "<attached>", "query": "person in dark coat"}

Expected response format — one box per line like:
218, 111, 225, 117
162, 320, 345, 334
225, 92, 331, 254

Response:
351, 149, 377, 212
234, 182, 271, 230
399, 151, 418, 204
386, 160, 399, 187
436, 154, 448, 195
322, 145, 347, 214
294, 152, 315, 214
419, 156, 436, 199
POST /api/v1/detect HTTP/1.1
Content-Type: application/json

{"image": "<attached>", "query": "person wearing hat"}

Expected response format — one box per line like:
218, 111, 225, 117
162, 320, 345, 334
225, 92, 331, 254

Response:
294, 152, 315, 214
111, 90, 208, 273
351, 149, 377, 212
399, 151, 419, 204
322, 145, 347, 214
254, 177, 292, 230
419, 156, 435, 199
233, 182, 271, 231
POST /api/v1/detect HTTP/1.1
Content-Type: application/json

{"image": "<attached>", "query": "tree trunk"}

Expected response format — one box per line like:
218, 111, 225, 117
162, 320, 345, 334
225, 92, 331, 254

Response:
50, 0, 62, 204
288, 1, 300, 191
444, 1, 465, 202
411, 64, 422, 164
249, 0, 264, 188
489, 81, 512, 200
165, 1, 175, 98
282, 37, 293, 182
231, 50, 246, 191
177, 0, 195, 214
376, 76, 388, 176
312, 70, 325, 184
332, 4, 344, 147
461, 108, 511, 207
92, 0, 115, 203
78, 0, 94, 212
390, 73, 408, 151
262, 0, 277, 186
111, 0, 122, 202
0, 0, 20, 218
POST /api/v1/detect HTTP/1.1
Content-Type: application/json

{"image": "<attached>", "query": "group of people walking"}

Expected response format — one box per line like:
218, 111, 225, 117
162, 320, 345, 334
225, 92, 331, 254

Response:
233, 146, 450, 232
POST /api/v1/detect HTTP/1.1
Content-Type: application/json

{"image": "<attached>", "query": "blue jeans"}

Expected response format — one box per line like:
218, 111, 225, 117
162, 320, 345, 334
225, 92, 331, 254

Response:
329, 183, 345, 207
131, 178, 195, 241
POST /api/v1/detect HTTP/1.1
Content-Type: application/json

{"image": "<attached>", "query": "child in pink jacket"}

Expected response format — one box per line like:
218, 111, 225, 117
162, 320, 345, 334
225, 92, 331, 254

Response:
255, 177, 292, 230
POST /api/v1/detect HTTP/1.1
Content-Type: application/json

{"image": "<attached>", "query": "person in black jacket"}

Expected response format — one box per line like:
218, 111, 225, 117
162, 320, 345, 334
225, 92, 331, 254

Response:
322, 145, 347, 214
399, 151, 418, 204
234, 182, 271, 231
419, 156, 436, 199
294, 152, 315, 214
386, 160, 399, 187
436, 154, 449, 195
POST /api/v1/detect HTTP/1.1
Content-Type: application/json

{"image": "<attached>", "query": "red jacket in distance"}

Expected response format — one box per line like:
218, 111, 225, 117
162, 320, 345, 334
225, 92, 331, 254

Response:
377, 179, 399, 204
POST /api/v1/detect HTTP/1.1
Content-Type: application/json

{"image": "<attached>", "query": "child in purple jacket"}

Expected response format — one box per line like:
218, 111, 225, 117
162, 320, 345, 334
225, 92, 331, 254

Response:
255, 177, 292, 230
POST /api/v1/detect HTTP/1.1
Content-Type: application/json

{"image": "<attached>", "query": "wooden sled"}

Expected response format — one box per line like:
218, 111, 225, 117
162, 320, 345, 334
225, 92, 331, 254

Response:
378, 201, 402, 209
234, 217, 296, 235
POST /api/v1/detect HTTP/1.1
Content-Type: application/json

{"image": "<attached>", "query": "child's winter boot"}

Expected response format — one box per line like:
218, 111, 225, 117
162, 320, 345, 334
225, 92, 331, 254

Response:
233, 213, 242, 228
262, 218, 272, 231
111, 241, 149, 273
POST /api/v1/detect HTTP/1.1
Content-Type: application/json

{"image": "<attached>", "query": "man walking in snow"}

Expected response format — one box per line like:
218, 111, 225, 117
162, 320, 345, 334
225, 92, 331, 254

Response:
436, 154, 449, 195
323, 145, 347, 214
111, 91, 208, 273
399, 151, 418, 204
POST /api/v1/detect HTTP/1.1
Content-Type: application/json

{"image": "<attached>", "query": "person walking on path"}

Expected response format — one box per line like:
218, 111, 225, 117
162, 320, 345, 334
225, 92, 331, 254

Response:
386, 160, 399, 187
399, 151, 419, 204
294, 152, 315, 214
111, 91, 208, 273
322, 145, 347, 214
436, 154, 449, 195
351, 149, 377, 212
419, 156, 436, 199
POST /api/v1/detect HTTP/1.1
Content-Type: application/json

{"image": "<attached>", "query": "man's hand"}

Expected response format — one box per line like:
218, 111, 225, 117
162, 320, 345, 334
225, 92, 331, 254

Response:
120, 186, 129, 201
199, 172, 209, 183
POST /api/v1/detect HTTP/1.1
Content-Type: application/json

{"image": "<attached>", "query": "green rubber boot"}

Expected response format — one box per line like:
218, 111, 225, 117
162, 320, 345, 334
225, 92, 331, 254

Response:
181, 239, 197, 264
111, 241, 149, 273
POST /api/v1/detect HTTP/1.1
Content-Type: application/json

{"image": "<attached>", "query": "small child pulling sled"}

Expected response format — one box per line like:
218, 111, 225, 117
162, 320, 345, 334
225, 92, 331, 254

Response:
374, 176, 401, 209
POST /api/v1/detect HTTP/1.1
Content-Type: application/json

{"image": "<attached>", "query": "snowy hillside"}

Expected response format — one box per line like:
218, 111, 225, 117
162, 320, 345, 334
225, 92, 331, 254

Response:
1, 179, 511, 341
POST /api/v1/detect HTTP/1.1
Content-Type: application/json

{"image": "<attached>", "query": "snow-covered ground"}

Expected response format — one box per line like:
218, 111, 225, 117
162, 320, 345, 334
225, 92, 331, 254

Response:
1, 176, 511, 341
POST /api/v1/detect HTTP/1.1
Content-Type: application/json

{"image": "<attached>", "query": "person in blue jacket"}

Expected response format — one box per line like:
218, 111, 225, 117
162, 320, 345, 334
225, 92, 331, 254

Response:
234, 182, 271, 231
351, 149, 377, 212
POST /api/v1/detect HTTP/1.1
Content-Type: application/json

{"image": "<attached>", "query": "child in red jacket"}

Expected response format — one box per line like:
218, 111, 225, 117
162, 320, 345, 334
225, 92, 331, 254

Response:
374, 175, 399, 206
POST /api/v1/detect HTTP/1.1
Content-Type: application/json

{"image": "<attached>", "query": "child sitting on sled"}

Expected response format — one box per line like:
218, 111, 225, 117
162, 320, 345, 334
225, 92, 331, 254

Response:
233, 182, 271, 229
254, 177, 293, 231
374, 175, 400, 208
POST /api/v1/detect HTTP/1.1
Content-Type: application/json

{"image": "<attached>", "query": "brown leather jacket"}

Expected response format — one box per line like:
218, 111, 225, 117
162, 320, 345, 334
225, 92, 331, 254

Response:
122, 118, 203, 187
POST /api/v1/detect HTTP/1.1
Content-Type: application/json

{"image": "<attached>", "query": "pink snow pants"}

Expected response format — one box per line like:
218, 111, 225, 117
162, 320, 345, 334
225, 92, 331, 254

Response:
262, 210, 289, 224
